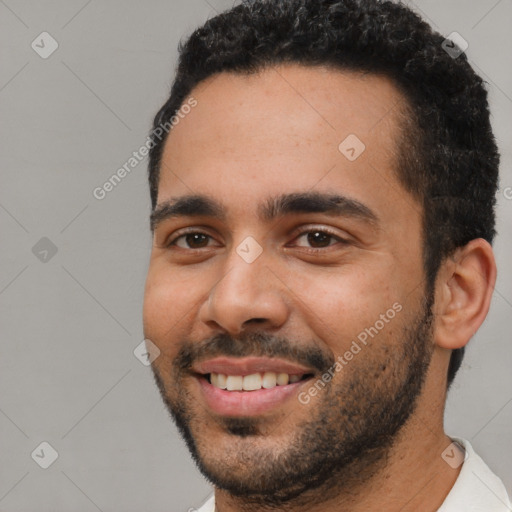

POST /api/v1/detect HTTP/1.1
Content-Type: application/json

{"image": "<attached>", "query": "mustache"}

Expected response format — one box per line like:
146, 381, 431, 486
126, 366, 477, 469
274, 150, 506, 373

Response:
173, 331, 334, 375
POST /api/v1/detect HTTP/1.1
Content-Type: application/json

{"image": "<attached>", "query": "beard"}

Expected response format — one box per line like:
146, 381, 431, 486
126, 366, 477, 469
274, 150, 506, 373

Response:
149, 294, 435, 509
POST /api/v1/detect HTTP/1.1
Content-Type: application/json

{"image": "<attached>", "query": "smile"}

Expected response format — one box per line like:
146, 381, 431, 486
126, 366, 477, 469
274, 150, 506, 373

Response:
208, 371, 310, 391
195, 372, 314, 416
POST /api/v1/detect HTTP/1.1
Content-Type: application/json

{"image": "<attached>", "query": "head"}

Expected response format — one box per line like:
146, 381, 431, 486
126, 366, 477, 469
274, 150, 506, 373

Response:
143, 0, 498, 505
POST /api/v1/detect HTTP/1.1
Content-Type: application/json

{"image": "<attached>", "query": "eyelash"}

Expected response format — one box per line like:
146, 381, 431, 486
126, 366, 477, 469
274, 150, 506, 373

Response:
165, 227, 349, 253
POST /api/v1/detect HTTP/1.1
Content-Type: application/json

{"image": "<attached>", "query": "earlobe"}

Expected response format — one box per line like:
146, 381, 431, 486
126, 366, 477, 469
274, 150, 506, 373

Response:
434, 239, 496, 350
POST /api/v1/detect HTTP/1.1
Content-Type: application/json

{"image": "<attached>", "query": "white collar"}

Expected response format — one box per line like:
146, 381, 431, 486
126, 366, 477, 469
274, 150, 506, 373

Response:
437, 437, 511, 511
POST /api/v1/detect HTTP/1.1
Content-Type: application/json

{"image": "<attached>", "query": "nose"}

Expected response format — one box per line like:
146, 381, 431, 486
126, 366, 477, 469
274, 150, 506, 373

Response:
198, 250, 289, 335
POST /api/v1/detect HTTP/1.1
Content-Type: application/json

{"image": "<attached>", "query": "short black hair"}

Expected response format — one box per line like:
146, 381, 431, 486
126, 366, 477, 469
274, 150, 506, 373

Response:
147, 0, 499, 388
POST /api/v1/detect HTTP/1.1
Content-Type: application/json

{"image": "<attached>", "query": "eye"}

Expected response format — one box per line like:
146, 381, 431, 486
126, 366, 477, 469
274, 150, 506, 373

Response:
164, 227, 348, 252
292, 228, 348, 250
167, 231, 217, 249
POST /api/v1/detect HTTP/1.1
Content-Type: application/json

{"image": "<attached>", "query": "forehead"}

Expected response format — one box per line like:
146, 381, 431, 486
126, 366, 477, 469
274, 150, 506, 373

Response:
157, 64, 414, 225
162, 65, 405, 154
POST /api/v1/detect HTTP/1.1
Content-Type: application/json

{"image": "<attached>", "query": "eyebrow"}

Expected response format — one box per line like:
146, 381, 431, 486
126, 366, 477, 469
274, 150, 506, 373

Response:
150, 191, 378, 231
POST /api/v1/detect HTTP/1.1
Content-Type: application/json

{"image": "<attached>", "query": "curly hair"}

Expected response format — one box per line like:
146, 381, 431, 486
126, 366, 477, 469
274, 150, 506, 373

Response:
147, 0, 499, 388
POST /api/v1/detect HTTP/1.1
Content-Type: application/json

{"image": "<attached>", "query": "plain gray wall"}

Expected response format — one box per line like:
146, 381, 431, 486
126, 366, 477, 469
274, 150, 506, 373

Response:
1, 1, 510, 510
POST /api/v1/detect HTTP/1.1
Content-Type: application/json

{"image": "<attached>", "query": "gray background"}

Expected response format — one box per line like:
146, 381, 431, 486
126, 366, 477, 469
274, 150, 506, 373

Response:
1, 0, 510, 511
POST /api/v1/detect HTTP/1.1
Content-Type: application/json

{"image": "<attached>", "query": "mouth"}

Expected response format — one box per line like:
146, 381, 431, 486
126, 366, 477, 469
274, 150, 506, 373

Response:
204, 371, 314, 390
194, 370, 315, 417
190, 356, 318, 416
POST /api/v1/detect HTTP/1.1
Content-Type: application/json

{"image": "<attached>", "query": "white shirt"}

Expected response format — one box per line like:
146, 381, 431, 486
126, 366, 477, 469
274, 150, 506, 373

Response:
437, 437, 511, 511
196, 437, 511, 511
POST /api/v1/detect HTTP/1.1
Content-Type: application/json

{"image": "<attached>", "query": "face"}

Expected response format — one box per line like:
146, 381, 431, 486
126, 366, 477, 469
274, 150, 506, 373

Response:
143, 65, 435, 505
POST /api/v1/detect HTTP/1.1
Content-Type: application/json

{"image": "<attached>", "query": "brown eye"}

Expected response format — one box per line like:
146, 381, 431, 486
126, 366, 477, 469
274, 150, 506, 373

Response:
185, 233, 210, 248
306, 231, 333, 248
294, 229, 343, 249
171, 232, 212, 249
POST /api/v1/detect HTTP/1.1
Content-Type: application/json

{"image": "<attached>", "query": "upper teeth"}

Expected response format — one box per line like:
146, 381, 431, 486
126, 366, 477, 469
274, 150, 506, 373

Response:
210, 372, 303, 391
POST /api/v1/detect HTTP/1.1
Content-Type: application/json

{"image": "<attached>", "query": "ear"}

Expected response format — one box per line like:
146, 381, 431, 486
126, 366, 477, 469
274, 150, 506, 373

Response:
433, 239, 497, 350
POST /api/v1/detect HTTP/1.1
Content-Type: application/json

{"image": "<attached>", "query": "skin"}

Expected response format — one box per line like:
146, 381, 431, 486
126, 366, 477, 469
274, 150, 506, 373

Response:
143, 64, 496, 511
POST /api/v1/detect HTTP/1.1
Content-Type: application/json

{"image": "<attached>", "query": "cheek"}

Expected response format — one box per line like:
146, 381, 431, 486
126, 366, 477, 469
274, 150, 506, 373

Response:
142, 263, 199, 347
290, 264, 399, 352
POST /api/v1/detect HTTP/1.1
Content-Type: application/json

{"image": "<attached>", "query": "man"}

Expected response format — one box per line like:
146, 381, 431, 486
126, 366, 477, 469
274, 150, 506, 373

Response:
142, 0, 511, 510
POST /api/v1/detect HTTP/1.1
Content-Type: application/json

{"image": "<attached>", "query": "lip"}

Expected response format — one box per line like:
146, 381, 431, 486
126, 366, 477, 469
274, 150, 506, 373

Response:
192, 356, 315, 377
196, 374, 313, 416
